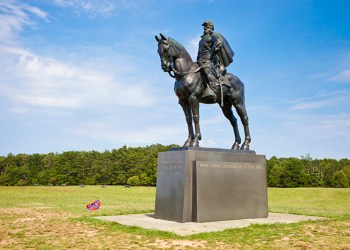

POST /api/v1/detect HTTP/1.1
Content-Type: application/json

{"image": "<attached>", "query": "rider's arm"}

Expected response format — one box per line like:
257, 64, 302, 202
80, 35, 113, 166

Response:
210, 34, 222, 58
197, 46, 201, 62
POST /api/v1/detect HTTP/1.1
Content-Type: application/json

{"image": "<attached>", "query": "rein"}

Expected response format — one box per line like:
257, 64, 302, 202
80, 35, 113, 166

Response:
167, 65, 201, 78
170, 65, 202, 76
166, 39, 202, 78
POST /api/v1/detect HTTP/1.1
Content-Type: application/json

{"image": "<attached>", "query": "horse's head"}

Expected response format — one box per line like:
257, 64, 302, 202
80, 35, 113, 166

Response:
156, 34, 193, 78
155, 33, 173, 73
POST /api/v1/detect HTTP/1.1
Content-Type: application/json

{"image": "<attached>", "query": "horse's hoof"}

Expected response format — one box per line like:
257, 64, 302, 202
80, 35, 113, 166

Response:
240, 143, 249, 150
231, 142, 240, 150
183, 138, 193, 147
190, 140, 199, 147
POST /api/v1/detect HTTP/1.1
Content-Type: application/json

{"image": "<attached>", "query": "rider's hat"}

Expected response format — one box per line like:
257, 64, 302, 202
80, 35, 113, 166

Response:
202, 20, 214, 27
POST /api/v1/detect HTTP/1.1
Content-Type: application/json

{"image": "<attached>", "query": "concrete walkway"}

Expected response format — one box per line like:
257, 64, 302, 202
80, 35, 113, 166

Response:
95, 213, 325, 236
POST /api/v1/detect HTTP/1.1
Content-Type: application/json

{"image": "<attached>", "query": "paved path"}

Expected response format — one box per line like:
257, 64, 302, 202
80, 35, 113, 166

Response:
95, 213, 325, 236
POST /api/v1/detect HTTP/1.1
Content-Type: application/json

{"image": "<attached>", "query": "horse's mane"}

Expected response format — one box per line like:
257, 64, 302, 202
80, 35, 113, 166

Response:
168, 37, 192, 60
169, 38, 184, 50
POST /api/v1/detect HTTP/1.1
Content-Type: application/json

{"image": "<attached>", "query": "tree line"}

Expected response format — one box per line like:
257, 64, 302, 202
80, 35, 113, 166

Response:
267, 154, 350, 188
0, 145, 349, 187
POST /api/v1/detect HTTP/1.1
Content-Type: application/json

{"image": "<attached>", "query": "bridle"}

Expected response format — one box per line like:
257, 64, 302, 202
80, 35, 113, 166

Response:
161, 39, 201, 78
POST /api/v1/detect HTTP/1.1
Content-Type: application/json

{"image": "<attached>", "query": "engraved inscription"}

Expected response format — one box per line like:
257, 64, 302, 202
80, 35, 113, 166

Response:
158, 159, 182, 173
197, 161, 263, 170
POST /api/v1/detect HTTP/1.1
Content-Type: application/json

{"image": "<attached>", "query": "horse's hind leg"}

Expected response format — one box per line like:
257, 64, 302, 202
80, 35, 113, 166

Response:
179, 99, 194, 147
188, 95, 201, 147
221, 103, 241, 150
234, 102, 251, 150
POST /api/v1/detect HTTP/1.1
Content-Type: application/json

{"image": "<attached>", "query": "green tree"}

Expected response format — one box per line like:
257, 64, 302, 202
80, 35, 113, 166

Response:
267, 164, 284, 187
333, 170, 349, 188
127, 176, 140, 186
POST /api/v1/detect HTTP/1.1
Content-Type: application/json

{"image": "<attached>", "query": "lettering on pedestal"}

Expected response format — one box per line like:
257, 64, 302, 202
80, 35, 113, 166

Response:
197, 161, 263, 170
158, 159, 183, 175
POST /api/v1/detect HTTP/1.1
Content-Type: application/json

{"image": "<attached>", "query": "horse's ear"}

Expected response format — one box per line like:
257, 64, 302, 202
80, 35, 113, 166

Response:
160, 33, 167, 41
155, 35, 160, 42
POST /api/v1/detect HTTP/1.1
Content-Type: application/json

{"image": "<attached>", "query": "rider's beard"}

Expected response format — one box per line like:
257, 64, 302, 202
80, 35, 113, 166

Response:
204, 27, 213, 35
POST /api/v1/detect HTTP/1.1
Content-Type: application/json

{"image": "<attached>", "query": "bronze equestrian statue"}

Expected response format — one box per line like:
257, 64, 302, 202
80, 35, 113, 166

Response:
155, 21, 251, 150
197, 20, 234, 104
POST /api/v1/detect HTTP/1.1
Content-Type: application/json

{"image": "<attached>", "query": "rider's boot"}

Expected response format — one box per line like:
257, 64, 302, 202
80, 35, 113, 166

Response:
207, 73, 219, 102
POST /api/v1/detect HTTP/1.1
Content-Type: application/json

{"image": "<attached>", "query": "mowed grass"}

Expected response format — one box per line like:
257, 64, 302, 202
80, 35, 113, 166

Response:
0, 186, 349, 249
268, 188, 350, 218
0, 186, 155, 216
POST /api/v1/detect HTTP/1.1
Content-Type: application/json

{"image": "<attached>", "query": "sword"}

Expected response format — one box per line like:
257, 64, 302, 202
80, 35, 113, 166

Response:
219, 79, 224, 107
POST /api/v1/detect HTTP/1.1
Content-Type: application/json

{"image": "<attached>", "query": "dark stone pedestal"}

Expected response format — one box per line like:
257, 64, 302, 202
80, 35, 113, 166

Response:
154, 147, 268, 223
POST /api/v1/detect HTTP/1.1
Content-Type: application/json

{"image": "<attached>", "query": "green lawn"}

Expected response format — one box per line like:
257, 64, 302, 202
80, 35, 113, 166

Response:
268, 188, 350, 218
0, 186, 349, 249
0, 186, 155, 215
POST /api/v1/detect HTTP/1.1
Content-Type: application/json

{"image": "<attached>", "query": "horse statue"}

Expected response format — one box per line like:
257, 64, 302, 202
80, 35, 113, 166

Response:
155, 33, 251, 150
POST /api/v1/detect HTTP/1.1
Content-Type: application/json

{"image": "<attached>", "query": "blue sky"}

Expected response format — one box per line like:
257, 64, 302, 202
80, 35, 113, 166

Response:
1, 0, 349, 159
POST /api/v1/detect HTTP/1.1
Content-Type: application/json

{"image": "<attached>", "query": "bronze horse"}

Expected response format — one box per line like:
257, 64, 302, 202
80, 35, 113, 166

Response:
155, 34, 251, 150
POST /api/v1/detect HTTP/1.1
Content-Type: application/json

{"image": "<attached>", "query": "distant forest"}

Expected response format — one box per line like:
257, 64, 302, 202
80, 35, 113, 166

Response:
0, 144, 349, 188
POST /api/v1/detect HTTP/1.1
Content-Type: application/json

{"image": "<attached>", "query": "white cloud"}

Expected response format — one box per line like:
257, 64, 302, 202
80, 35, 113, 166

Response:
0, 0, 48, 44
271, 71, 287, 77
3, 53, 107, 108
185, 35, 201, 61
0, 0, 157, 113
289, 90, 350, 111
18, 55, 81, 80
201, 138, 220, 148
9, 107, 28, 114
291, 99, 335, 111
67, 121, 184, 144
201, 113, 225, 125
309, 72, 330, 80
252, 108, 350, 159
282, 113, 350, 140
25, 5, 48, 19
314, 114, 350, 131
0, 49, 156, 109
330, 69, 350, 83
52, 0, 130, 16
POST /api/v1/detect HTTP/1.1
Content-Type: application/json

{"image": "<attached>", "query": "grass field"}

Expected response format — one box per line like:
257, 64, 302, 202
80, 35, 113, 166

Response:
0, 186, 349, 249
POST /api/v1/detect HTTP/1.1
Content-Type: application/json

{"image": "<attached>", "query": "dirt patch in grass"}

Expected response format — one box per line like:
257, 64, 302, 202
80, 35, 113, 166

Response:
145, 239, 207, 249
0, 208, 211, 249
1, 207, 349, 249
0, 208, 132, 249
272, 221, 350, 250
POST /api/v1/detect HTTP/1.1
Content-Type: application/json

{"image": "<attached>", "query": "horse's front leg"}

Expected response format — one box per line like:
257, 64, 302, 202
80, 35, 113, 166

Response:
234, 103, 251, 150
188, 95, 201, 147
179, 99, 194, 147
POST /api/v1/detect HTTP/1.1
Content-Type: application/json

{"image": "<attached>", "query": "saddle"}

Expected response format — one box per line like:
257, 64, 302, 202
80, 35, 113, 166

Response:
200, 66, 231, 104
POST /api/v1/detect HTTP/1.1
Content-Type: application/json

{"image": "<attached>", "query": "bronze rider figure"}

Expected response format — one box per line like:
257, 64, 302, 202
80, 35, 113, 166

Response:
197, 20, 234, 104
